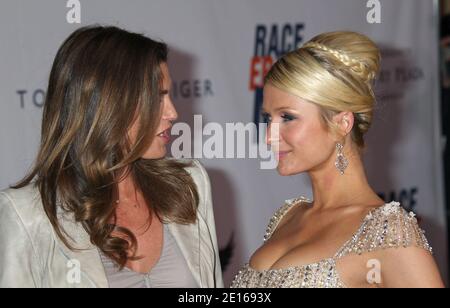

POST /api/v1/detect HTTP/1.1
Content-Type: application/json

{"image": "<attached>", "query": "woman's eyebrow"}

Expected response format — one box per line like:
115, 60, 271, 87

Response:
275, 106, 298, 111
264, 106, 297, 113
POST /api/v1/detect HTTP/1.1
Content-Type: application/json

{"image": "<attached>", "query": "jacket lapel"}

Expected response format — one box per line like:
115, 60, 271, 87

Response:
168, 216, 219, 288
56, 209, 109, 288
167, 221, 203, 287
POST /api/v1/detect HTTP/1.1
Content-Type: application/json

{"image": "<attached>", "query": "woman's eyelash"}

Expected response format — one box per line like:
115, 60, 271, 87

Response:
261, 112, 296, 123
281, 113, 296, 122
261, 112, 272, 123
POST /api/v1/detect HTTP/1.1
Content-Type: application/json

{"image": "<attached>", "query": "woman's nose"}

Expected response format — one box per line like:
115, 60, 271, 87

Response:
266, 123, 280, 146
163, 97, 178, 122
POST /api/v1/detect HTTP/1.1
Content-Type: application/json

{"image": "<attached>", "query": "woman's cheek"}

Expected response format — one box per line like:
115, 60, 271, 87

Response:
284, 123, 303, 143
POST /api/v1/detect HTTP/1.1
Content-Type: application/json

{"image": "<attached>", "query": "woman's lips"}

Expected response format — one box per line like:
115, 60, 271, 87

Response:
277, 151, 291, 160
157, 129, 171, 143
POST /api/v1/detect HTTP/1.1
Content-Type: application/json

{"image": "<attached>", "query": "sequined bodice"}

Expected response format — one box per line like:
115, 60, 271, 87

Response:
231, 198, 432, 288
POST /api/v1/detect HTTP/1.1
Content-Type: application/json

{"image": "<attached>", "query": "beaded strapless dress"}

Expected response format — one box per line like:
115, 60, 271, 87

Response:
231, 197, 432, 288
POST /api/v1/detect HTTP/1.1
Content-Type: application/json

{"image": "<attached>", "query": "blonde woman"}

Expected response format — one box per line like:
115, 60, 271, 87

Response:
0, 26, 223, 288
231, 31, 444, 288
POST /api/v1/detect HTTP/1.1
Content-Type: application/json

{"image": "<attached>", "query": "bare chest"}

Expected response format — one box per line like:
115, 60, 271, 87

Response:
250, 211, 363, 271
115, 208, 164, 274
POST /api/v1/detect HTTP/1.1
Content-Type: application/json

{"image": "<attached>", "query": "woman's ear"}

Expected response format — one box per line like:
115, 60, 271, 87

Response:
332, 111, 354, 137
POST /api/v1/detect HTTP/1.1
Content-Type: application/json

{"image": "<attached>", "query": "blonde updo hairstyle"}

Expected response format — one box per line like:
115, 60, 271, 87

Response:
265, 31, 381, 151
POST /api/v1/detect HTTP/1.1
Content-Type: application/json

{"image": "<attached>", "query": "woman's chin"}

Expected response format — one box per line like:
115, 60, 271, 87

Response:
277, 164, 303, 176
277, 166, 291, 176
141, 147, 167, 160
155, 149, 167, 159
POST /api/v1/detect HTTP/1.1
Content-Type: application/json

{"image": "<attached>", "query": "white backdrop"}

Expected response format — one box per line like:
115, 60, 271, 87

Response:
0, 0, 447, 286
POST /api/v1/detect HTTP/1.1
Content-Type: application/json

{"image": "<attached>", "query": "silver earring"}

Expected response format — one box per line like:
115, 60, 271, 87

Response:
335, 143, 348, 175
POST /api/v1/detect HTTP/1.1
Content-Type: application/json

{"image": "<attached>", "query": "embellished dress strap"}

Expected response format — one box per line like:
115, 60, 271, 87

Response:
264, 196, 310, 242
334, 202, 433, 259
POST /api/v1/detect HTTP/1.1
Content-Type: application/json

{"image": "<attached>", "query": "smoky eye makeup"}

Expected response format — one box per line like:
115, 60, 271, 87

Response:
280, 113, 297, 122
159, 89, 170, 102
261, 112, 272, 124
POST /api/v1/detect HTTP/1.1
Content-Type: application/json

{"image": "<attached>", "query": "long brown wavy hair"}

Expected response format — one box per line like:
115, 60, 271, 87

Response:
13, 26, 199, 268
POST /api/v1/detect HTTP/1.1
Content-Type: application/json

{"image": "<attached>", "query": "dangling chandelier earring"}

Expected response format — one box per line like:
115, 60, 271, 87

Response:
335, 142, 349, 175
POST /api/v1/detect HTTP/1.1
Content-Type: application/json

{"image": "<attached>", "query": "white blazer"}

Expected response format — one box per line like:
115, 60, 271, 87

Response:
0, 160, 223, 288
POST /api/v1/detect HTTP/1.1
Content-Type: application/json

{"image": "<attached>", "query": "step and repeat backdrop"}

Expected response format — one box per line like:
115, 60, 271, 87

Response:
0, 0, 447, 285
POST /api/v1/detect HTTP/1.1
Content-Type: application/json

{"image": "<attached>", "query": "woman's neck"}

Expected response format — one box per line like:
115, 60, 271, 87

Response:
308, 149, 384, 211
117, 172, 140, 203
